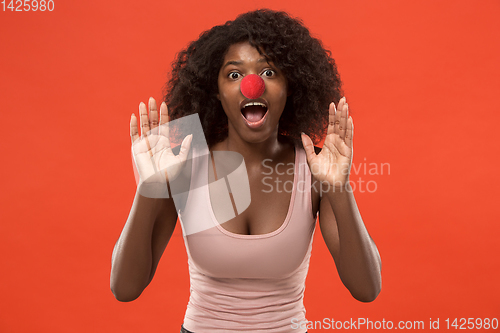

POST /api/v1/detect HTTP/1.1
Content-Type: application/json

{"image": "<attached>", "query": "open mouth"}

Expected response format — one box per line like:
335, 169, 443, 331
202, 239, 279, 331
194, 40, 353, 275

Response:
240, 101, 268, 128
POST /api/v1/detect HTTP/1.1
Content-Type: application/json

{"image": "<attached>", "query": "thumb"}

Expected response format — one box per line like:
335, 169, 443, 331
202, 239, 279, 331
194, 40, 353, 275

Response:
178, 134, 193, 162
301, 132, 316, 165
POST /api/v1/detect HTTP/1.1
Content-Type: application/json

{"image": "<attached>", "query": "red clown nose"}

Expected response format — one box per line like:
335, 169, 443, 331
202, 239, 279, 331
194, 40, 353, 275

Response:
240, 74, 265, 99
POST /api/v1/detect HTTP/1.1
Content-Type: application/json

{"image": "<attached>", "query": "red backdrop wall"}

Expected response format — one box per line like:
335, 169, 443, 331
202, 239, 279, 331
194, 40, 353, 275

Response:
1, 0, 499, 332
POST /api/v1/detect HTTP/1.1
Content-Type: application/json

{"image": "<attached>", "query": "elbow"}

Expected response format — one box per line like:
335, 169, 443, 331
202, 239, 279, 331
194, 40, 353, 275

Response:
110, 279, 144, 302
351, 280, 382, 303
341, 270, 382, 303
352, 287, 381, 303
351, 255, 383, 302
111, 286, 143, 302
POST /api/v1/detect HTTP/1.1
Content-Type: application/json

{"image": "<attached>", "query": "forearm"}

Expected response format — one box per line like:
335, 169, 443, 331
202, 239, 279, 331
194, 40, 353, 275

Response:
325, 185, 382, 302
110, 189, 166, 302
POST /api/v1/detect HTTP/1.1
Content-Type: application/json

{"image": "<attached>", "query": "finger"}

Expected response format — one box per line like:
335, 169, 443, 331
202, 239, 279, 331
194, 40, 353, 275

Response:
159, 102, 170, 138
149, 97, 159, 133
138, 102, 153, 156
334, 97, 345, 135
301, 132, 316, 165
130, 113, 139, 143
339, 99, 348, 141
327, 102, 336, 135
345, 116, 353, 148
177, 134, 193, 162
139, 102, 150, 137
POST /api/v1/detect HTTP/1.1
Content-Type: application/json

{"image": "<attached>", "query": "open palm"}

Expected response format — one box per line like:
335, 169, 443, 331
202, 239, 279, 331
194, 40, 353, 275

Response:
301, 97, 353, 189
131, 97, 192, 184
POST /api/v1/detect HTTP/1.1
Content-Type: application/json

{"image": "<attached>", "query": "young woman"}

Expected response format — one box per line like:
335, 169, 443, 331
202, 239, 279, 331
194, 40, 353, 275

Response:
111, 9, 381, 333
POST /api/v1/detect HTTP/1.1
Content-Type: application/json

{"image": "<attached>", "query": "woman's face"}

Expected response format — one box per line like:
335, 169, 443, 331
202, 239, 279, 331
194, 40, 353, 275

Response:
217, 41, 288, 144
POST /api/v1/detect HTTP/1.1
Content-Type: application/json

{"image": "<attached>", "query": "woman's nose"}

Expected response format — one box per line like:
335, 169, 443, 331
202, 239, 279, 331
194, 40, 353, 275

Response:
240, 74, 265, 99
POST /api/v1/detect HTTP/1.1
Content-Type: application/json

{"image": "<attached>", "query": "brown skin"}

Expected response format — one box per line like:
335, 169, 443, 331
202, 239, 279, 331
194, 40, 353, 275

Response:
213, 42, 301, 234
110, 41, 381, 303
217, 42, 288, 149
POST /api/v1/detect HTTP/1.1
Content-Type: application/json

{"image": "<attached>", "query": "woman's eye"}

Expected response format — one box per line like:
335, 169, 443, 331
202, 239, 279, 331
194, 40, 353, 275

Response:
262, 69, 275, 77
229, 72, 241, 80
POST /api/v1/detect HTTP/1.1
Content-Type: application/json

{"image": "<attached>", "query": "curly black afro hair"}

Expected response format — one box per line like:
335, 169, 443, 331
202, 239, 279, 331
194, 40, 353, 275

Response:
164, 9, 342, 148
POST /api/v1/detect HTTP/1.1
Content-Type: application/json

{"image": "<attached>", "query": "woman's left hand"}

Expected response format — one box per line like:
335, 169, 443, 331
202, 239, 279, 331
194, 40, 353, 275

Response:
301, 97, 353, 189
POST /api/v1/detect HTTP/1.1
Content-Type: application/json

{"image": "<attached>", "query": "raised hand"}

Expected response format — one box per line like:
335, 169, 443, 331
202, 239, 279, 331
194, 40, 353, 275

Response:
130, 97, 192, 186
301, 97, 353, 189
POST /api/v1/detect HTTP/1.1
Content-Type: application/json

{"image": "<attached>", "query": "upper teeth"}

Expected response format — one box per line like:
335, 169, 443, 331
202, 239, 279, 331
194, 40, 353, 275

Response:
243, 102, 266, 108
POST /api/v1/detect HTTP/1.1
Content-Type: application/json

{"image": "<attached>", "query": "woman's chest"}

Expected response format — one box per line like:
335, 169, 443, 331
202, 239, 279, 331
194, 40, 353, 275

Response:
207, 154, 318, 235
180, 148, 318, 278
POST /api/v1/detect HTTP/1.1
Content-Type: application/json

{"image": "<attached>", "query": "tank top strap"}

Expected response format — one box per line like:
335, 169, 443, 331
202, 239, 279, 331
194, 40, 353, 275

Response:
293, 147, 313, 217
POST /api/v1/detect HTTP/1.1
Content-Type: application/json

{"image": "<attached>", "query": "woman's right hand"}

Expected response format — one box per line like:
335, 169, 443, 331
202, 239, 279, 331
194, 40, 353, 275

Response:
130, 97, 192, 187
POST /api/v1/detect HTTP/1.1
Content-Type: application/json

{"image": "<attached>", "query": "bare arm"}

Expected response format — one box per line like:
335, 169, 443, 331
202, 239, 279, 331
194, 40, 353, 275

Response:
110, 97, 191, 302
319, 188, 381, 302
110, 192, 177, 302
303, 98, 381, 302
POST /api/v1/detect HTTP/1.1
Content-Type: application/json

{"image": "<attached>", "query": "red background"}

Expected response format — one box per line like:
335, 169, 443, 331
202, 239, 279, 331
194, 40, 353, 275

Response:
1, 0, 499, 332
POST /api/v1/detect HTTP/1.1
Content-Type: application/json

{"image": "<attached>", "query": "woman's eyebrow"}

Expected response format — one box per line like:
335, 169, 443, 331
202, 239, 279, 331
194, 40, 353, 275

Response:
222, 58, 269, 69
222, 60, 243, 68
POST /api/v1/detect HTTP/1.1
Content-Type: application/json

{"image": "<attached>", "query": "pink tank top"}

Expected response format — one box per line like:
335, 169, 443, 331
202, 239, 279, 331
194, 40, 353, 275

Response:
179, 146, 316, 332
